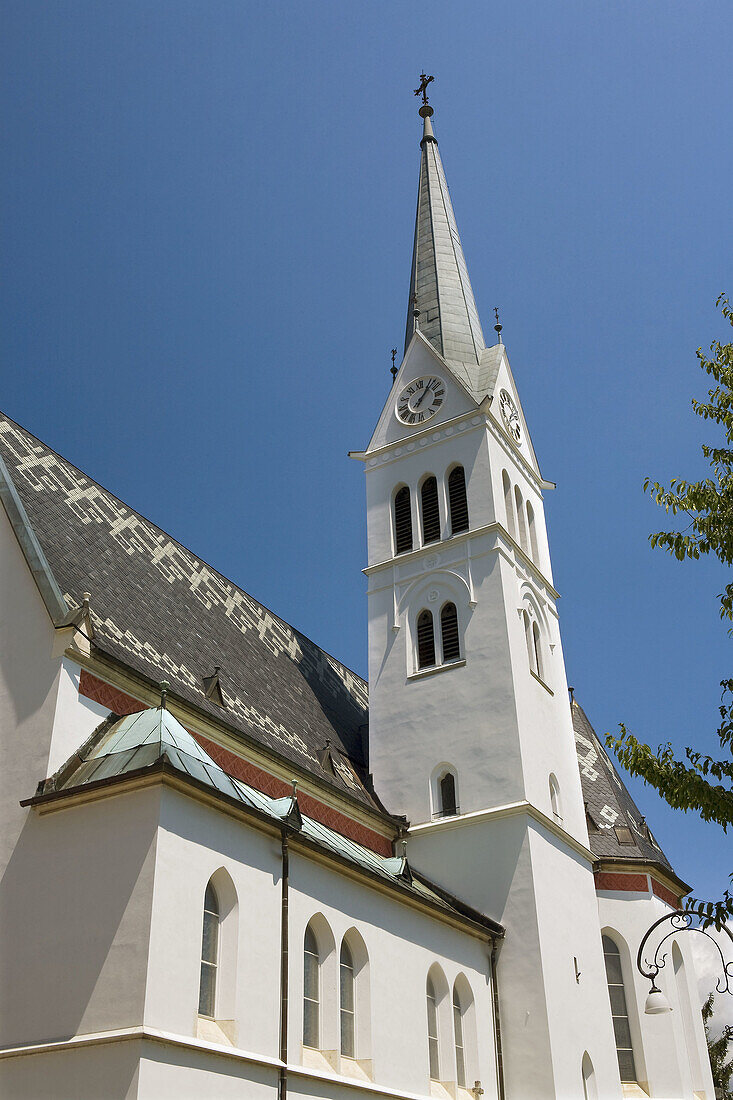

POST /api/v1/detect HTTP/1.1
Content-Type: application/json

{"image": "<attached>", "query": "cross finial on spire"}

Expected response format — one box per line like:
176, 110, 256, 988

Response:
414, 72, 434, 106
493, 306, 503, 345
390, 348, 398, 383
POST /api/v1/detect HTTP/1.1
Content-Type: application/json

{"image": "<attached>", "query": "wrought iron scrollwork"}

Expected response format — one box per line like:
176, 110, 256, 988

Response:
636, 910, 733, 996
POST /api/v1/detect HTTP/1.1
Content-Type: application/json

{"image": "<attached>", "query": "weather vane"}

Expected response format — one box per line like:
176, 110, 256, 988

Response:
390, 348, 398, 383
414, 73, 434, 106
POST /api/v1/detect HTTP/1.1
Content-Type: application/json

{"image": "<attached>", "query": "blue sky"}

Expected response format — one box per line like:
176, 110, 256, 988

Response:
2, 2, 731, 917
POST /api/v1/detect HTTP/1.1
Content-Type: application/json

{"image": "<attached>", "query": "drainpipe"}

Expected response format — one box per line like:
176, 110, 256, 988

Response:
490, 941, 506, 1100
278, 830, 290, 1100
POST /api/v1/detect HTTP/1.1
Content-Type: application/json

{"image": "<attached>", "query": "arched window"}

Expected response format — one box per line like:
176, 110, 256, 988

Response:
526, 501, 539, 564
514, 486, 528, 552
303, 925, 320, 1049
502, 470, 516, 539
673, 943, 703, 1091
421, 476, 441, 544
340, 940, 355, 1057
440, 602, 460, 662
581, 1052, 598, 1100
603, 935, 637, 1083
439, 772, 457, 817
448, 467, 469, 534
198, 882, 219, 1018
394, 486, 413, 554
523, 610, 535, 673
549, 774, 563, 825
453, 987, 466, 1088
417, 610, 436, 669
532, 621, 543, 680
427, 976, 440, 1081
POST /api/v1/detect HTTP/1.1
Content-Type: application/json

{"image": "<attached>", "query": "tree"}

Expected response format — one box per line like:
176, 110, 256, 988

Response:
606, 294, 733, 927
702, 991, 733, 1099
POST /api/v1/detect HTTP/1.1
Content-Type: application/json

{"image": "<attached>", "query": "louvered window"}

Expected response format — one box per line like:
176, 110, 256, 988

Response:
421, 476, 441, 544
440, 602, 460, 662
439, 772, 457, 816
417, 610, 436, 669
448, 467, 469, 533
394, 486, 413, 554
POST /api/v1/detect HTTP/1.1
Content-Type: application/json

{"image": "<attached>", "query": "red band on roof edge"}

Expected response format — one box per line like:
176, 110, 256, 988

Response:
595, 870, 680, 908
78, 670, 392, 857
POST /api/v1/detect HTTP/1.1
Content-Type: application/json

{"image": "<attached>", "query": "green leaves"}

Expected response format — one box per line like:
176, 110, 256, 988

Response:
607, 295, 733, 929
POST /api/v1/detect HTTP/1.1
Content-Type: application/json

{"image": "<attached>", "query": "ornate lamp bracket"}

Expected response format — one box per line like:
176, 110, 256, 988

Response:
636, 910, 733, 1001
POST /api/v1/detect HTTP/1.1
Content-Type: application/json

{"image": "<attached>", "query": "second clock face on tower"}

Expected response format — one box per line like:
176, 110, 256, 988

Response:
395, 376, 445, 426
499, 389, 522, 443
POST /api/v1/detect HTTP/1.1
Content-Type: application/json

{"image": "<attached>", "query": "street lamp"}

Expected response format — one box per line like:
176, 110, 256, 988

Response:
636, 910, 733, 1015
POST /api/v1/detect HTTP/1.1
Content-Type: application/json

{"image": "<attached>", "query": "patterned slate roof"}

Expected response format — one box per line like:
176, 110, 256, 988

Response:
572, 697, 674, 871
0, 412, 376, 809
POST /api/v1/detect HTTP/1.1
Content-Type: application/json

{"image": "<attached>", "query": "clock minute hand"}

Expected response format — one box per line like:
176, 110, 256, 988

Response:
415, 386, 430, 409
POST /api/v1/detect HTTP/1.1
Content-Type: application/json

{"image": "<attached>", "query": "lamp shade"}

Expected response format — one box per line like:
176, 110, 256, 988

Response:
644, 986, 672, 1015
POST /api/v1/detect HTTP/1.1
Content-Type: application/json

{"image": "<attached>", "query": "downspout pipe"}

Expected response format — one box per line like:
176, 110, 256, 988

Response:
278, 830, 290, 1100
490, 941, 506, 1100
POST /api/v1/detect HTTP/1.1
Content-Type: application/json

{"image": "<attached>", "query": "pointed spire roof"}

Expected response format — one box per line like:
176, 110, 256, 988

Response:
404, 95, 486, 378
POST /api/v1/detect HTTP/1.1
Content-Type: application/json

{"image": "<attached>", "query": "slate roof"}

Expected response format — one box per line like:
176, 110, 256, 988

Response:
0, 413, 375, 810
32, 705, 502, 937
572, 697, 675, 872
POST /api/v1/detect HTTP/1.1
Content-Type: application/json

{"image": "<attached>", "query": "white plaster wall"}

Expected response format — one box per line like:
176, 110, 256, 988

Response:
597, 889, 715, 1099
0, 1040, 143, 1100
0, 788, 159, 1049
137, 1042, 276, 1100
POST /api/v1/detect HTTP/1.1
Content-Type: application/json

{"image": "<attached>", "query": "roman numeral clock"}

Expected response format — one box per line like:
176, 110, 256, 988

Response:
396, 376, 445, 426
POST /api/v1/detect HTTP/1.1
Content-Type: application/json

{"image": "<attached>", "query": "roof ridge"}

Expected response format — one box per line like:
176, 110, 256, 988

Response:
0, 409, 367, 689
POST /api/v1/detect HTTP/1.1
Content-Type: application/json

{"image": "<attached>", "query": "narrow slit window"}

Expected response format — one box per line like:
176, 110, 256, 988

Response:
394, 487, 413, 554
417, 610, 436, 669
427, 977, 440, 1081
502, 470, 515, 539
440, 772, 457, 817
440, 602, 460, 662
453, 988, 466, 1089
303, 925, 320, 1049
448, 467, 469, 534
526, 500, 540, 564
523, 611, 535, 673
198, 882, 219, 1018
514, 486, 528, 552
340, 940, 355, 1058
532, 621, 543, 680
602, 936, 637, 1083
421, 476, 441, 544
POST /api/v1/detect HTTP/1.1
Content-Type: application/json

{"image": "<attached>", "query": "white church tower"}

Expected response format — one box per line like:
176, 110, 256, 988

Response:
354, 85, 623, 1098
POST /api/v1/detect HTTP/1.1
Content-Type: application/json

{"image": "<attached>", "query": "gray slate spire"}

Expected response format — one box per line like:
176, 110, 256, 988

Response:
404, 102, 486, 374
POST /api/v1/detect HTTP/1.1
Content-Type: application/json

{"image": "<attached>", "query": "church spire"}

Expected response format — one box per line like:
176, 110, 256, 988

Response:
404, 79, 486, 370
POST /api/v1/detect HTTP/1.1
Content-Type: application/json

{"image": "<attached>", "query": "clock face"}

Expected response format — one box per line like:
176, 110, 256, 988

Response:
499, 389, 522, 443
395, 376, 445, 426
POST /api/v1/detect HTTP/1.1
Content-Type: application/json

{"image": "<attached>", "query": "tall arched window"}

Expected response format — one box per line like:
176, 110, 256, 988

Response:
439, 772, 457, 816
549, 774, 563, 825
523, 610, 535, 673
514, 486, 528, 552
426, 976, 440, 1081
198, 882, 219, 1018
453, 987, 466, 1088
440, 602, 460, 662
532, 621, 543, 680
502, 470, 516, 539
417, 610, 436, 669
447, 467, 469, 534
340, 940, 355, 1058
394, 486, 413, 554
303, 925, 320, 1049
526, 500, 539, 564
581, 1052, 598, 1100
421, 476, 441, 544
603, 935, 637, 1083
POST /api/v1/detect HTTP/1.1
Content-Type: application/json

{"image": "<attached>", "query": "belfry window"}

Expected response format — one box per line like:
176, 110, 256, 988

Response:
526, 500, 540, 564
502, 470, 516, 539
439, 772, 457, 817
448, 467, 469, 534
394, 486, 413, 554
440, 602, 460, 662
421, 476, 441, 544
514, 485, 528, 552
340, 940, 355, 1057
602, 935, 637, 1083
417, 610, 436, 669
198, 882, 219, 1017
427, 976, 440, 1080
303, 925, 320, 1049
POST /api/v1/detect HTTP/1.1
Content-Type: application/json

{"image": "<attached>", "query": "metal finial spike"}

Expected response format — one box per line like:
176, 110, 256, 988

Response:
401, 839, 408, 859
159, 680, 170, 709
390, 348, 398, 383
291, 779, 298, 798
414, 72, 434, 107
493, 306, 503, 344
82, 591, 91, 606
568, 686, 575, 703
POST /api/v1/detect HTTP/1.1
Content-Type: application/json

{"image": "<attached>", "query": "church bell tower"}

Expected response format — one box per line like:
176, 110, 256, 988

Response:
352, 82, 622, 1099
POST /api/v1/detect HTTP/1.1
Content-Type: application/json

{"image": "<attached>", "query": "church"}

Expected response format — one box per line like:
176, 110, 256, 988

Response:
0, 87, 714, 1100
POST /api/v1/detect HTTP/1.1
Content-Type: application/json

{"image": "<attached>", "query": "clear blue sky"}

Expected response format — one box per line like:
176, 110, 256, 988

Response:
2, 2, 731, 910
